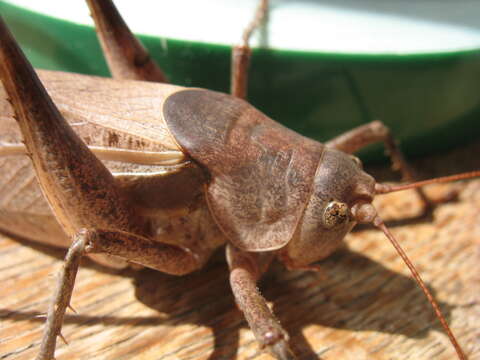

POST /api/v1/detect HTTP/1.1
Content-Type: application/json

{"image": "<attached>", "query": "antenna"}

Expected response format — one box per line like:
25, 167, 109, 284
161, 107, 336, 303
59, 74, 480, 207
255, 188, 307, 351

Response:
373, 216, 466, 360
376, 170, 480, 194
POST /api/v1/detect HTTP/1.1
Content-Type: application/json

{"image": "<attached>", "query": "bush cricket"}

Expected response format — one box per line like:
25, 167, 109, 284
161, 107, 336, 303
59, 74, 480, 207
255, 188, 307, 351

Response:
0, 1, 479, 359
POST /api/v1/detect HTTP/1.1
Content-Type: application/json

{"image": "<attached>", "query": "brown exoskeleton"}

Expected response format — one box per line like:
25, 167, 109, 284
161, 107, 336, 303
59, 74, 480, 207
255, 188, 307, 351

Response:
0, 1, 478, 359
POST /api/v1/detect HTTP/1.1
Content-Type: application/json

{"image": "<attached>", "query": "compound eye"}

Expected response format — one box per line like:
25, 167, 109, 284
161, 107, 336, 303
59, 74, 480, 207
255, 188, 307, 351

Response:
350, 155, 363, 169
323, 201, 350, 229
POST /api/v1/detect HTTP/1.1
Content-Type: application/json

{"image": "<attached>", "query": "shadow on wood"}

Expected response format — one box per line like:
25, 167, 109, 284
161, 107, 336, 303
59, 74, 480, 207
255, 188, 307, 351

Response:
1, 142, 479, 360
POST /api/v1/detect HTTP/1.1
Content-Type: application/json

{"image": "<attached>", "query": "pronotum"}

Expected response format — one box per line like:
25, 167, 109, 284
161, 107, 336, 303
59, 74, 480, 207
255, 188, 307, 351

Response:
0, 1, 479, 359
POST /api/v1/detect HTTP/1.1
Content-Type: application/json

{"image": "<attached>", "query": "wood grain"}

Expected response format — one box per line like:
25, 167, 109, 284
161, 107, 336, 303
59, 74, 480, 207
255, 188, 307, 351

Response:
1, 142, 479, 360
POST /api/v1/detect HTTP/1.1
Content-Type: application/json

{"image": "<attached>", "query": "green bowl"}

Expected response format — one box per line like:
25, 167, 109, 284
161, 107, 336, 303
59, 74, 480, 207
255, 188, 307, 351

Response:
1, 0, 480, 162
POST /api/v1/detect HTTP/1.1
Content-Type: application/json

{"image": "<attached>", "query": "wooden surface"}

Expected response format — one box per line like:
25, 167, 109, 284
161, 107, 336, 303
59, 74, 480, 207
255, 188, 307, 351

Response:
1, 142, 479, 360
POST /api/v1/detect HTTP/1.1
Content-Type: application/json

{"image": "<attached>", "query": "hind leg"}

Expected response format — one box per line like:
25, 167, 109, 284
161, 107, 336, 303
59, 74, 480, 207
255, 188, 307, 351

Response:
86, 0, 167, 82
0, 16, 201, 359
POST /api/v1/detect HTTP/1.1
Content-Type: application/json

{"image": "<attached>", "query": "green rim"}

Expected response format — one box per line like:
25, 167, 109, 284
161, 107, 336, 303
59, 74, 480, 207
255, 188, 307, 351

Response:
1, 0, 480, 162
